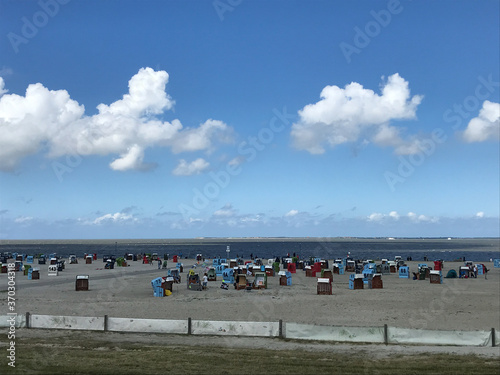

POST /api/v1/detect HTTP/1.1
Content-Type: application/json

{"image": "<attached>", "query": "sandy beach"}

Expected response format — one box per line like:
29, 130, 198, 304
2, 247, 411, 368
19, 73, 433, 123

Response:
3, 257, 499, 332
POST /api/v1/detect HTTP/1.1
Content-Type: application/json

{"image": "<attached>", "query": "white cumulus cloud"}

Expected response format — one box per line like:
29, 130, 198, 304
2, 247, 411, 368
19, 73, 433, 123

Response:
0, 68, 233, 172
407, 212, 438, 223
14, 216, 33, 223
368, 211, 400, 222
291, 73, 423, 155
172, 158, 209, 176
93, 212, 135, 225
214, 203, 236, 217
463, 101, 500, 142
285, 209, 299, 217
476, 211, 485, 218
388, 211, 400, 220
367, 213, 384, 222
0, 77, 8, 96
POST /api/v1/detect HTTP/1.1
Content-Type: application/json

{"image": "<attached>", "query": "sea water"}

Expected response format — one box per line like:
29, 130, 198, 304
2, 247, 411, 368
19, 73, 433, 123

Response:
1, 238, 498, 262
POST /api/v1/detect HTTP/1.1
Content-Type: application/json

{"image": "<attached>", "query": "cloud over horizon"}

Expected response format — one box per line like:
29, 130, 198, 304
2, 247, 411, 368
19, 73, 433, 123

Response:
291, 73, 424, 155
172, 158, 210, 176
462, 100, 500, 143
0, 68, 233, 172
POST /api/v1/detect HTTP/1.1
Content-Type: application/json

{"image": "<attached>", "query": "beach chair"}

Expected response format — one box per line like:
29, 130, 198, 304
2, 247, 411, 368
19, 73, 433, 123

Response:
419, 268, 428, 280
429, 270, 442, 284
253, 272, 267, 289
235, 274, 247, 290
387, 261, 397, 273
459, 266, 470, 278
279, 271, 292, 286
317, 278, 332, 295
399, 266, 409, 278
332, 264, 339, 274
251, 265, 260, 276
222, 268, 234, 284
363, 270, 374, 289
433, 260, 443, 271
321, 269, 333, 281
338, 264, 345, 275
287, 262, 296, 273
349, 274, 364, 290
265, 265, 274, 277
215, 264, 225, 276
76, 275, 89, 291
162, 277, 174, 293
345, 260, 355, 272
476, 264, 484, 275
382, 264, 391, 275
372, 274, 383, 289
168, 269, 181, 283
30, 267, 40, 280
207, 267, 217, 281
305, 266, 313, 277
15, 261, 23, 272
187, 274, 202, 291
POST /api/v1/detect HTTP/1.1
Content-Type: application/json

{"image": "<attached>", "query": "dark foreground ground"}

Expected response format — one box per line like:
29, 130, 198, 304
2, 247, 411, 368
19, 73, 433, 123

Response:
1, 329, 499, 375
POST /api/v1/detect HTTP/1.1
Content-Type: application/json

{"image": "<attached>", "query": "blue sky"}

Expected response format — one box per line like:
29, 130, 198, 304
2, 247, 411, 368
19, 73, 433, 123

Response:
0, 0, 499, 239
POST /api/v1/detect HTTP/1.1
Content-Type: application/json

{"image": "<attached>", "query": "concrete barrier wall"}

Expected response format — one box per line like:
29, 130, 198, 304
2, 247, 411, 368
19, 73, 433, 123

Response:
30, 314, 104, 331
107, 317, 187, 334
387, 327, 492, 346
0, 314, 26, 328
284, 323, 385, 343
0, 314, 497, 346
192, 320, 279, 337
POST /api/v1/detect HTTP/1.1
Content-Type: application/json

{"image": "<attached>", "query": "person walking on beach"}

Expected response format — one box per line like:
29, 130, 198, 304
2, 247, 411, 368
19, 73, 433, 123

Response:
484, 266, 488, 280
158, 259, 161, 269
202, 273, 208, 290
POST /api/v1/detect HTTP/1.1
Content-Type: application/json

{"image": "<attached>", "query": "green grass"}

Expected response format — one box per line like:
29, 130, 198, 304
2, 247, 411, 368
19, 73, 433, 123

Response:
1, 337, 499, 375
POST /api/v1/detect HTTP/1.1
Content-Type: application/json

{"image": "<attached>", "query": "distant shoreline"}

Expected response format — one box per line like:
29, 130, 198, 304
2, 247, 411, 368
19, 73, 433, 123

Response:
1, 237, 499, 245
